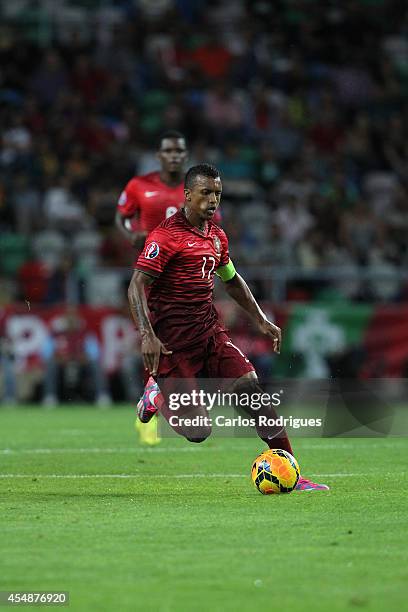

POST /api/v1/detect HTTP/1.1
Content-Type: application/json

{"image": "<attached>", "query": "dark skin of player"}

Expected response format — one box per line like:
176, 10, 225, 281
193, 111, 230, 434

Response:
128, 174, 282, 379
115, 137, 188, 248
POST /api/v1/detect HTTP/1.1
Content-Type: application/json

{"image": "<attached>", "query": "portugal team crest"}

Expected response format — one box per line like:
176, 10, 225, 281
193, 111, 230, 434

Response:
213, 236, 221, 255
145, 242, 160, 259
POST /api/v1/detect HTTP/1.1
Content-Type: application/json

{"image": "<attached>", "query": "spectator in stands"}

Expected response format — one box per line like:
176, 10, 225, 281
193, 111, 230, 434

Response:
204, 82, 245, 145
12, 173, 41, 236
43, 175, 88, 231
42, 306, 111, 407
339, 200, 385, 264
275, 194, 314, 247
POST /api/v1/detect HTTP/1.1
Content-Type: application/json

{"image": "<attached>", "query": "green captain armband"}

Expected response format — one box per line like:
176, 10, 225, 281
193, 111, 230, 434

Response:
216, 259, 236, 282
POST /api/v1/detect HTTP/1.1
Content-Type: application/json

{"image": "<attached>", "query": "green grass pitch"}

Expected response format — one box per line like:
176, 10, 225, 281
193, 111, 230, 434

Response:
0, 407, 407, 612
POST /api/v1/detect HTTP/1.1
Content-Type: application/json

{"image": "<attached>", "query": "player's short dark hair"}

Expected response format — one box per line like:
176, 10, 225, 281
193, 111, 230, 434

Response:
159, 130, 186, 148
184, 164, 220, 189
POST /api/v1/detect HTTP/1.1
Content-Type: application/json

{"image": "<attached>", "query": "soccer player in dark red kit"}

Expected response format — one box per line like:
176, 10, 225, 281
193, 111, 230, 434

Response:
117, 133, 222, 444
116, 130, 188, 444
128, 164, 329, 491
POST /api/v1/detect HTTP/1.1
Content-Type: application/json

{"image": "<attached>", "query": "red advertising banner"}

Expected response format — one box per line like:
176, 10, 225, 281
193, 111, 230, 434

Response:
1, 303, 408, 377
0, 305, 138, 374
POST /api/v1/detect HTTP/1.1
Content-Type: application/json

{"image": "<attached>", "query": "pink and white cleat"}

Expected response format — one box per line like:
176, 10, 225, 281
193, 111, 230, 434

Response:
137, 379, 161, 423
295, 477, 330, 491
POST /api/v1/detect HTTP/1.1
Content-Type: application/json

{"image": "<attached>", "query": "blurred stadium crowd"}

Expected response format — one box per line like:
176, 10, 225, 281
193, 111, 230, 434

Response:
1, 0, 408, 403
0, 0, 407, 306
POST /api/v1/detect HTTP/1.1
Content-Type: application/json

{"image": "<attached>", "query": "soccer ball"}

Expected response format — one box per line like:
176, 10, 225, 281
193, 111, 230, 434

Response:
251, 449, 300, 494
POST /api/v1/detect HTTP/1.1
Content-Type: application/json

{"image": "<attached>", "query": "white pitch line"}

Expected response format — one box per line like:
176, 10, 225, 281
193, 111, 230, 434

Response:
0, 473, 244, 479
1, 441, 404, 456
0, 472, 367, 479
302, 442, 405, 449
0, 447, 205, 455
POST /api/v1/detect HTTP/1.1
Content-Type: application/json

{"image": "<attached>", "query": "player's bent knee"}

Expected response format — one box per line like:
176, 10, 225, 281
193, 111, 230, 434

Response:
186, 435, 208, 443
185, 425, 212, 443
230, 374, 263, 397
228, 371, 258, 390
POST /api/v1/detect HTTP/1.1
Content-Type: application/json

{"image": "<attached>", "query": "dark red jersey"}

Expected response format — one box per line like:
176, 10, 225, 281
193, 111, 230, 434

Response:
117, 171, 221, 234
134, 210, 230, 350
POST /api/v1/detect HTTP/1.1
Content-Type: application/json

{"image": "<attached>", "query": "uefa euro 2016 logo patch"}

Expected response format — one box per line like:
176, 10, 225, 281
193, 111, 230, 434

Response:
145, 242, 160, 259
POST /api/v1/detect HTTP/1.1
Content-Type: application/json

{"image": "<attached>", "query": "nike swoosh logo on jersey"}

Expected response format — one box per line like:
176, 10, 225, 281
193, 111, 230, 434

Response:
145, 191, 159, 197
187, 242, 197, 247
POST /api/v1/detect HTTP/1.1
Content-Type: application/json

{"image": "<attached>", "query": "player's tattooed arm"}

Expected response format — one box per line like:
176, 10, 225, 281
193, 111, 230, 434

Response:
128, 271, 172, 375
115, 211, 147, 249
224, 273, 281, 354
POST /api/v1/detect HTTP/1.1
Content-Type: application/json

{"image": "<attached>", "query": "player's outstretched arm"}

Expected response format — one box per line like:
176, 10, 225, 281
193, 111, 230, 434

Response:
128, 271, 172, 375
223, 273, 281, 354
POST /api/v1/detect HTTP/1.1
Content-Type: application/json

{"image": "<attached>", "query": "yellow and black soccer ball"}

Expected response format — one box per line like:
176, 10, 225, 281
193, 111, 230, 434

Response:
251, 449, 300, 494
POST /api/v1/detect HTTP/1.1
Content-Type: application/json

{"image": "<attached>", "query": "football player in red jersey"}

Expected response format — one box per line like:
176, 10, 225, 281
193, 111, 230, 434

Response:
127, 164, 329, 491
116, 130, 188, 444
115, 130, 189, 250
117, 133, 222, 444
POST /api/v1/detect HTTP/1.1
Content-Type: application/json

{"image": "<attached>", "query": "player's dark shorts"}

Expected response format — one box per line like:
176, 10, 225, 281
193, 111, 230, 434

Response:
147, 326, 256, 440
157, 325, 255, 381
